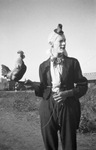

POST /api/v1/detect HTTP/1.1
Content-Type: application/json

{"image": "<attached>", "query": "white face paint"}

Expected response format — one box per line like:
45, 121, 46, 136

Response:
51, 35, 66, 58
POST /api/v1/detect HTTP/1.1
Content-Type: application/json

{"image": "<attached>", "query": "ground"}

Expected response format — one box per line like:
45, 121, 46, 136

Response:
0, 91, 96, 150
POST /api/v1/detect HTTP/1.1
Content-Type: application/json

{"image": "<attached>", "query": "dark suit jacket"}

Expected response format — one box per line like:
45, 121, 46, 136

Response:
34, 55, 88, 129
35, 55, 88, 100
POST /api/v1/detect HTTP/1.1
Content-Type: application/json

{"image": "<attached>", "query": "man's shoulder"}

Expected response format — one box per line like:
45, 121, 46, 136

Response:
39, 59, 50, 72
65, 56, 79, 63
40, 58, 50, 67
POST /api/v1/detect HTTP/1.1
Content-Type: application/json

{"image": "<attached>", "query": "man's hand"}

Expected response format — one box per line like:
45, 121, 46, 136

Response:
24, 79, 33, 86
24, 79, 35, 90
53, 90, 73, 103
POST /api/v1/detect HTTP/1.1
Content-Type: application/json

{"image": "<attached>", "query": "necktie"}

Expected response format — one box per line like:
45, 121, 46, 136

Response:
51, 57, 64, 66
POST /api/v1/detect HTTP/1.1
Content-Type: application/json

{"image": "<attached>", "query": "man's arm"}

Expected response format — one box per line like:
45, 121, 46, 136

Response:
53, 59, 88, 103
24, 79, 43, 95
72, 59, 88, 98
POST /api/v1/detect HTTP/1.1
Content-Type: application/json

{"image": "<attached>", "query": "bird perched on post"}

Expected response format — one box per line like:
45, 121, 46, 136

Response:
1, 50, 27, 82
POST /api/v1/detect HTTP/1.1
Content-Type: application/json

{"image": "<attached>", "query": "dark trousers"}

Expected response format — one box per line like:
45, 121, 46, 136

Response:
39, 97, 78, 150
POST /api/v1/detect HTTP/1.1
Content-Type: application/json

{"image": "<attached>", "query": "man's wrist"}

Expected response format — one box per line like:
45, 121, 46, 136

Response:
67, 89, 74, 97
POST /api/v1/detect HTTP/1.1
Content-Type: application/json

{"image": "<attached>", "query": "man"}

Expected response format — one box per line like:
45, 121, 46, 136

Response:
25, 24, 88, 150
1, 50, 27, 82
48, 23, 68, 58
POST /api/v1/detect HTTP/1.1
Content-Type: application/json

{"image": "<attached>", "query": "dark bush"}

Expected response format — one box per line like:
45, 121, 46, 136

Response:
79, 85, 96, 133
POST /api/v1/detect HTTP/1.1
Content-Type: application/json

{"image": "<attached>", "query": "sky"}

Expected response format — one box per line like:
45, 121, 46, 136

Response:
0, 0, 96, 81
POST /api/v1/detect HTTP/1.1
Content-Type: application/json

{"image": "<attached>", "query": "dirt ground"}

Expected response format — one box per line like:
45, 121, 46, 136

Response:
0, 91, 96, 150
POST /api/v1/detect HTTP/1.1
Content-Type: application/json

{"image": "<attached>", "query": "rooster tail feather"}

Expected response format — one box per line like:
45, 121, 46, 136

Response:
1, 64, 11, 77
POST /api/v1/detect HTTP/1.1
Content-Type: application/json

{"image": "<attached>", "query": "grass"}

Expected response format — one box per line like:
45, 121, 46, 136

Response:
0, 90, 96, 150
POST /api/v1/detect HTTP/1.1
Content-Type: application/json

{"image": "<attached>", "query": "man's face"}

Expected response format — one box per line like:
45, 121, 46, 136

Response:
52, 36, 66, 57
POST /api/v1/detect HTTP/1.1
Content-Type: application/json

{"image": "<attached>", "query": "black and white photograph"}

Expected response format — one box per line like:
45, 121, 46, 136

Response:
0, 0, 96, 150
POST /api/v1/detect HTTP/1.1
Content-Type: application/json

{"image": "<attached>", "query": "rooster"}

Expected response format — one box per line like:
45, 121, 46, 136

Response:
1, 50, 27, 82
1, 63, 27, 82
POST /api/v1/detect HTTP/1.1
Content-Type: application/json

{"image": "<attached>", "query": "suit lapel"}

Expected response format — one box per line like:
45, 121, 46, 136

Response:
44, 56, 68, 85
61, 57, 68, 81
45, 58, 52, 85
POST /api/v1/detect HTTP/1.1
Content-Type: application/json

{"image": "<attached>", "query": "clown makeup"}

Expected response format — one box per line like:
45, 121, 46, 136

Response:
51, 35, 66, 58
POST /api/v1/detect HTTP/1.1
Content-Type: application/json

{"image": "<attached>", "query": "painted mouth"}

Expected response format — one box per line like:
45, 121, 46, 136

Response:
57, 53, 63, 57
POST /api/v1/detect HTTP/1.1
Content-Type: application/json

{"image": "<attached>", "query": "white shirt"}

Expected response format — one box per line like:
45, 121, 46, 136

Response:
50, 60, 63, 93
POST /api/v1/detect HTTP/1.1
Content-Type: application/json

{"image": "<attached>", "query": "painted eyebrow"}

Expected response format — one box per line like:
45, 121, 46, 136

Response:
60, 39, 64, 42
